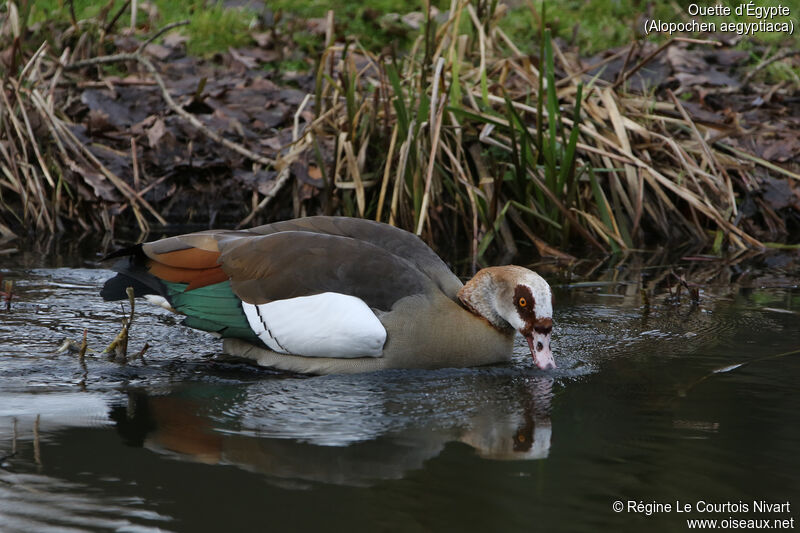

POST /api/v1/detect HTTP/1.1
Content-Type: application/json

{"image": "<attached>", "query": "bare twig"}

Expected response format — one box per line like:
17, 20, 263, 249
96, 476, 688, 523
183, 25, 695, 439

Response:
743, 48, 800, 85
67, 0, 78, 27
130, 342, 150, 362
237, 164, 292, 228
557, 46, 630, 87
612, 37, 721, 91
103, 0, 132, 36
415, 56, 446, 236
78, 328, 88, 361
131, 137, 140, 192
237, 90, 312, 226
136, 20, 190, 55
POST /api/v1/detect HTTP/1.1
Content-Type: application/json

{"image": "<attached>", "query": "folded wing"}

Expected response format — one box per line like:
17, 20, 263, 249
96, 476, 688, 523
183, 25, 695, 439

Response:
102, 218, 456, 359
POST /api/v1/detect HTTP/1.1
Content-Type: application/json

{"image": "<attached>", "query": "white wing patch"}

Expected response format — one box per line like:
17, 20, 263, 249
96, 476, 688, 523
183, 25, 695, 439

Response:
241, 292, 386, 358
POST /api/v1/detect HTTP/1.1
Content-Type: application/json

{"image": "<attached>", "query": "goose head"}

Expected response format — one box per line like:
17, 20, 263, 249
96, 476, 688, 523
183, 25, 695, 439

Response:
458, 266, 555, 370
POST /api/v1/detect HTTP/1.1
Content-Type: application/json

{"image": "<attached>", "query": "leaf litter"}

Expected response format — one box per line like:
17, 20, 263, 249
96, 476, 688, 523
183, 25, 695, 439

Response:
0, 2, 798, 255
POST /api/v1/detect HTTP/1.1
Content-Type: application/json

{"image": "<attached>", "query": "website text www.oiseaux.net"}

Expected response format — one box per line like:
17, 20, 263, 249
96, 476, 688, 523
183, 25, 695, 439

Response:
613, 500, 795, 529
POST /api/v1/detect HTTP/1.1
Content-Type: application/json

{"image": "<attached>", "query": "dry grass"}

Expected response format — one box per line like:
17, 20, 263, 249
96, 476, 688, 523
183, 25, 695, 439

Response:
0, 33, 163, 235
303, 2, 784, 261
1, 0, 792, 260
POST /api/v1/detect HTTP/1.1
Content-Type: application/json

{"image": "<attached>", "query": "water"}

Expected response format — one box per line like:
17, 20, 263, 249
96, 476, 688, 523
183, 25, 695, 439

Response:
1, 246, 799, 532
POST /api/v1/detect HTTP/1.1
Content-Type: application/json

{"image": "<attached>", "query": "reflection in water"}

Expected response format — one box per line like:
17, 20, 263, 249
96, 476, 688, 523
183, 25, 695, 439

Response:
0, 469, 172, 533
1, 258, 799, 531
461, 377, 553, 460
112, 375, 554, 487
0, 394, 171, 533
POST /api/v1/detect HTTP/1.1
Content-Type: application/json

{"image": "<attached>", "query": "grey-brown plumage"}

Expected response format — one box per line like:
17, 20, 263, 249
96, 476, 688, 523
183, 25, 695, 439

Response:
103, 216, 555, 374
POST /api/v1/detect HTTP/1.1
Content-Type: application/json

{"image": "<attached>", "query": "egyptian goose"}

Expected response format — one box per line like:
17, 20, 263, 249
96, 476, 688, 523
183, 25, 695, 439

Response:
101, 216, 555, 374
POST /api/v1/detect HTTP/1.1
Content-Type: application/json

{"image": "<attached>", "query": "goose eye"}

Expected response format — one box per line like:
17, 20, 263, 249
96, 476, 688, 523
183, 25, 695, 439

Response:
518, 297, 527, 307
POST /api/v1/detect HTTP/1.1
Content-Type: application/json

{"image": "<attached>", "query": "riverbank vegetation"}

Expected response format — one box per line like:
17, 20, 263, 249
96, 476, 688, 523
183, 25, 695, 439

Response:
1, 1, 798, 262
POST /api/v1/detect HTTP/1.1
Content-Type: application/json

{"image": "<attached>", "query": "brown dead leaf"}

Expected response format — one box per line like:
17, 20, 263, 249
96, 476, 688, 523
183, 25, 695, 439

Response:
234, 169, 276, 192
250, 171, 278, 196
251, 32, 272, 48
674, 70, 740, 89
401, 8, 440, 30
0, 45, 14, 72
585, 44, 670, 92
210, 108, 247, 137
143, 44, 173, 61
761, 176, 799, 211
88, 109, 113, 133
308, 165, 322, 180
277, 88, 306, 106
666, 46, 708, 73
81, 87, 161, 128
298, 183, 319, 201
146, 118, 175, 149
138, 1, 160, 24
65, 159, 118, 201
762, 134, 800, 163
231, 47, 280, 64
305, 18, 328, 36
291, 160, 325, 188
675, 100, 727, 125
229, 47, 259, 69
243, 102, 291, 129
131, 114, 157, 136
711, 49, 748, 66
163, 31, 188, 49
707, 32, 742, 47
113, 35, 141, 53
249, 77, 278, 91
259, 135, 285, 151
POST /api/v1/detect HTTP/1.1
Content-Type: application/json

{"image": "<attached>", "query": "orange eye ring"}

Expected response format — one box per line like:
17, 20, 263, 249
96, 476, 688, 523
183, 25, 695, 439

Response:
518, 297, 527, 307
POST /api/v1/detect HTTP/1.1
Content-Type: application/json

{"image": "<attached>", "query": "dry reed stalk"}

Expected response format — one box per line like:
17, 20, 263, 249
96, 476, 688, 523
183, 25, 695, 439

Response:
416, 56, 447, 236
375, 124, 399, 222
304, 5, 768, 253
1, 0, 784, 255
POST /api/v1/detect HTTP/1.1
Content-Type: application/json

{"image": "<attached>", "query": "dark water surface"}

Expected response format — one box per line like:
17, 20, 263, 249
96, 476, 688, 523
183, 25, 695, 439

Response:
1, 245, 799, 532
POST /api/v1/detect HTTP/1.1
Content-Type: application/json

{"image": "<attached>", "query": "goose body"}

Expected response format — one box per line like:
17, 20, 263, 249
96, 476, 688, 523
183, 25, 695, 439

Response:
102, 216, 555, 374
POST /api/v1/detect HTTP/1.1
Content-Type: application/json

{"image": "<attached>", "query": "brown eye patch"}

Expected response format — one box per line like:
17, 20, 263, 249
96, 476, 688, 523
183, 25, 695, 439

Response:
514, 285, 536, 320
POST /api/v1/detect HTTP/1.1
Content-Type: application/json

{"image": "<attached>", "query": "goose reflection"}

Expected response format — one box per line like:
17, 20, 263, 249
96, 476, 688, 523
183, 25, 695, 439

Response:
111, 372, 554, 487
